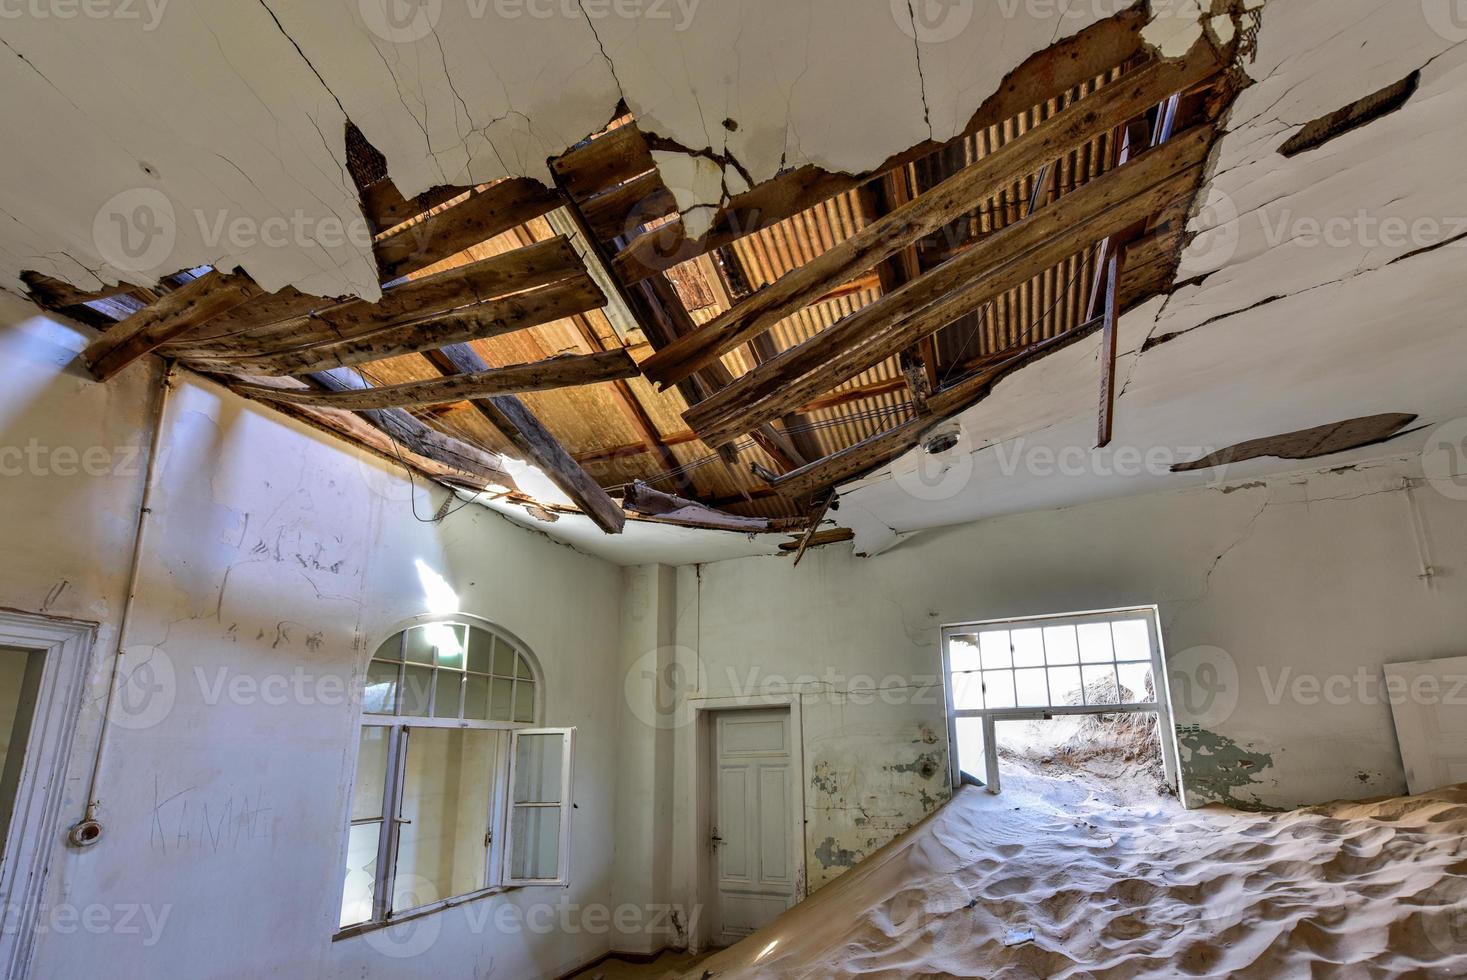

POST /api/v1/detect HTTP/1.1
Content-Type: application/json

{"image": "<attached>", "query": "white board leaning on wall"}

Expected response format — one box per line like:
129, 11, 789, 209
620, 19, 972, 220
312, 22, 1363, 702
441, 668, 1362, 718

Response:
1385, 656, 1467, 795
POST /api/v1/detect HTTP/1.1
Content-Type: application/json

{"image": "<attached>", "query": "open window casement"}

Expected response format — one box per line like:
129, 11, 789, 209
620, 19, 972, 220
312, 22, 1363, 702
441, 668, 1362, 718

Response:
503, 728, 575, 887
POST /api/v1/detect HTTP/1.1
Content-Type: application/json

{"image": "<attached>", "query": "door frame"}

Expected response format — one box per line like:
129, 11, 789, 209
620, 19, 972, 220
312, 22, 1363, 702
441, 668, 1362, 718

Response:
680, 694, 805, 954
0, 610, 96, 979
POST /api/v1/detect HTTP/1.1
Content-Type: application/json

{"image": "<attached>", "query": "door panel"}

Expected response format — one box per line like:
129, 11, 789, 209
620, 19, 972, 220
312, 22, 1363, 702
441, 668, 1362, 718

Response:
711, 709, 794, 946
1385, 656, 1467, 794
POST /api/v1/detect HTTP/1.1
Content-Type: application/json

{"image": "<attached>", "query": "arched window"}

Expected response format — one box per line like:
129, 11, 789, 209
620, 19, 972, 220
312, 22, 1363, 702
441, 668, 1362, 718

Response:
364, 621, 540, 724
338, 619, 574, 936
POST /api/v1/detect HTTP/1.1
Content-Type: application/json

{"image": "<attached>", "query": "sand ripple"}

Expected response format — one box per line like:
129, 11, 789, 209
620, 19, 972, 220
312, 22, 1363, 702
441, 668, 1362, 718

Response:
691, 779, 1467, 979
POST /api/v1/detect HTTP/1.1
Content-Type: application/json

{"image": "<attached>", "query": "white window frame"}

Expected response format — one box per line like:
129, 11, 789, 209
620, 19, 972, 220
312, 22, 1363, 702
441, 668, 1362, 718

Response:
502, 727, 576, 887
940, 606, 1179, 796
0, 611, 95, 980
336, 617, 572, 940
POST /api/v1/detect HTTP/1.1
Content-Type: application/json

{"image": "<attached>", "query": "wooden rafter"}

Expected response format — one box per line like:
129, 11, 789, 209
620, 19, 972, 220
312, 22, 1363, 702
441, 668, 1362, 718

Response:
187, 275, 605, 377
81, 269, 263, 381
609, 9, 1152, 284
641, 42, 1222, 389
685, 123, 1214, 449
426, 344, 627, 534
233, 350, 638, 409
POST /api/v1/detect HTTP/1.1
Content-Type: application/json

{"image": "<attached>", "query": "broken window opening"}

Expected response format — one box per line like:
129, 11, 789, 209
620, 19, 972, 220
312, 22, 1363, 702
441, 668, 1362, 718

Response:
941, 607, 1180, 802
337, 620, 574, 937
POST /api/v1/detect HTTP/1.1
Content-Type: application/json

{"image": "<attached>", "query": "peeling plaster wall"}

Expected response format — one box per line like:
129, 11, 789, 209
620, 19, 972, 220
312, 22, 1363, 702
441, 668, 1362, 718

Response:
0, 297, 627, 979
669, 452, 1467, 892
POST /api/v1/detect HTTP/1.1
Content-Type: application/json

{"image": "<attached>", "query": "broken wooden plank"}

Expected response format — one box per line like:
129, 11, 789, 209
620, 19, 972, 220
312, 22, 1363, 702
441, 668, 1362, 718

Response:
778, 528, 854, 553
359, 178, 471, 235
300, 369, 517, 489
1279, 71, 1420, 158
792, 492, 835, 567
82, 270, 264, 381
581, 171, 678, 241
611, 8, 1152, 280
622, 481, 775, 532
640, 43, 1223, 387
429, 344, 627, 534
233, 349, 639, 409
1096, 249, 1124, 449
762, 319, 1108, 498
685, 125, 1214, 448
22, 271, 141, 309
168, 237, 585, 357
551, 123, 658, 201
374, 178, 562, 280
184, 275, 606, 377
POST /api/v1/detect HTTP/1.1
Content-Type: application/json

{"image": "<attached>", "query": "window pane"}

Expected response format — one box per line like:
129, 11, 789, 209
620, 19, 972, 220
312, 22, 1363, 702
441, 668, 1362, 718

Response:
948, 636, 981, 672
513, 681, 536, 724
431, 624, 469, 670
1042, 626, 1079, 665
1118, 662, 1155, 703
339, 822, 381, 928
509, 806, 561, 880
433, 673, 463, 719
1047, 666, 1083, 706
352, 727, 389, 821
492, 639, 516, 678
983, 670, 1016, 709
513, 733, 564, 804
951, 671, 984, 711
401, 666, 433, 716
953, 717, 987, 784
1112, 619, 1152, 662
1082, 664, 1121, 704
1010, 628, 1045, 668
363, 660, 399, 715
373, 635, 403, 662
979, 631, 1012, 670
393, 728, 497, 910
0, 647, 44, 847
1078, 623, 1114, 664
464, 675, 491, 721
403, 626, 436, 665
466, 629, 494, 674
490, 678, 514, 721
515, 654, 533, 680
1015, 668, 1049, 708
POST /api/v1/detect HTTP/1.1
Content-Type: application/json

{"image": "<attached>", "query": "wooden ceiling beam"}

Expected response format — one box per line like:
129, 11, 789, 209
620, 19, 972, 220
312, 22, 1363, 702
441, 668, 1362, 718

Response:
685, 124, 1214, 448
610, 9, 1152, 283
303, 369, 517, 489
762, 320, 1108, 498
640, 43, 1222, 388
167, 237, 585, 357
233, 349, 639, 410
183, 275, 605, 377
427, 345, 627, 534
373, 177, 561, 280
82, 269, 263, 381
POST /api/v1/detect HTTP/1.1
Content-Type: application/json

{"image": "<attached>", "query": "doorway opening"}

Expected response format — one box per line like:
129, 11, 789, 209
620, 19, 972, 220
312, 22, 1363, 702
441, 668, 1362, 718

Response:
941, 607, 1181, 806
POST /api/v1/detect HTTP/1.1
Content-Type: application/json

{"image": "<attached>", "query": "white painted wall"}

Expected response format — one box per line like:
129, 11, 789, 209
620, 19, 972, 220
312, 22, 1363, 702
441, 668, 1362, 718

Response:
0, 295, 631, 979
654, 449, 1467, 898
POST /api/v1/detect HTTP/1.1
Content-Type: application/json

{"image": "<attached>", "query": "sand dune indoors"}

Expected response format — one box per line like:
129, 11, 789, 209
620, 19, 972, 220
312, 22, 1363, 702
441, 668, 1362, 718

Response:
692, 777, 1467, 979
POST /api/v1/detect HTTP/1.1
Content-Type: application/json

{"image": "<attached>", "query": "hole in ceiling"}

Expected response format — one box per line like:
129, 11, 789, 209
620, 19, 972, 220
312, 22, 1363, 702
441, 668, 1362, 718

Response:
1278, 71, 1420, 158
1171, 413, 1420, 472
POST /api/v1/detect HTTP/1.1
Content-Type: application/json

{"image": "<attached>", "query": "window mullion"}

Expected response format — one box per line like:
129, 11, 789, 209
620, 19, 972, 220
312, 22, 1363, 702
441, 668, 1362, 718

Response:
376, 725, 409, 922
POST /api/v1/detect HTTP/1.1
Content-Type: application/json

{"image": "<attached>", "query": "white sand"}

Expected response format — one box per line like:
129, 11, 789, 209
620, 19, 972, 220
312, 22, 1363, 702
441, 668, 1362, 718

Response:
690, 778, 1467, 978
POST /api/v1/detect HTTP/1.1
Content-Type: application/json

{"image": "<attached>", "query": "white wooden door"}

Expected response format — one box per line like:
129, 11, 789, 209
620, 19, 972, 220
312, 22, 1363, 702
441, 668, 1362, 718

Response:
1385, 656, 1467, 794
711, 709, 794, 946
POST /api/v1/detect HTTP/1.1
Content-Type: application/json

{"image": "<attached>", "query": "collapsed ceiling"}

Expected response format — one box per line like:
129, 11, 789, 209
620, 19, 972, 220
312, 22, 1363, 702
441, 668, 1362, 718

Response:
5, 0, 1459, 563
